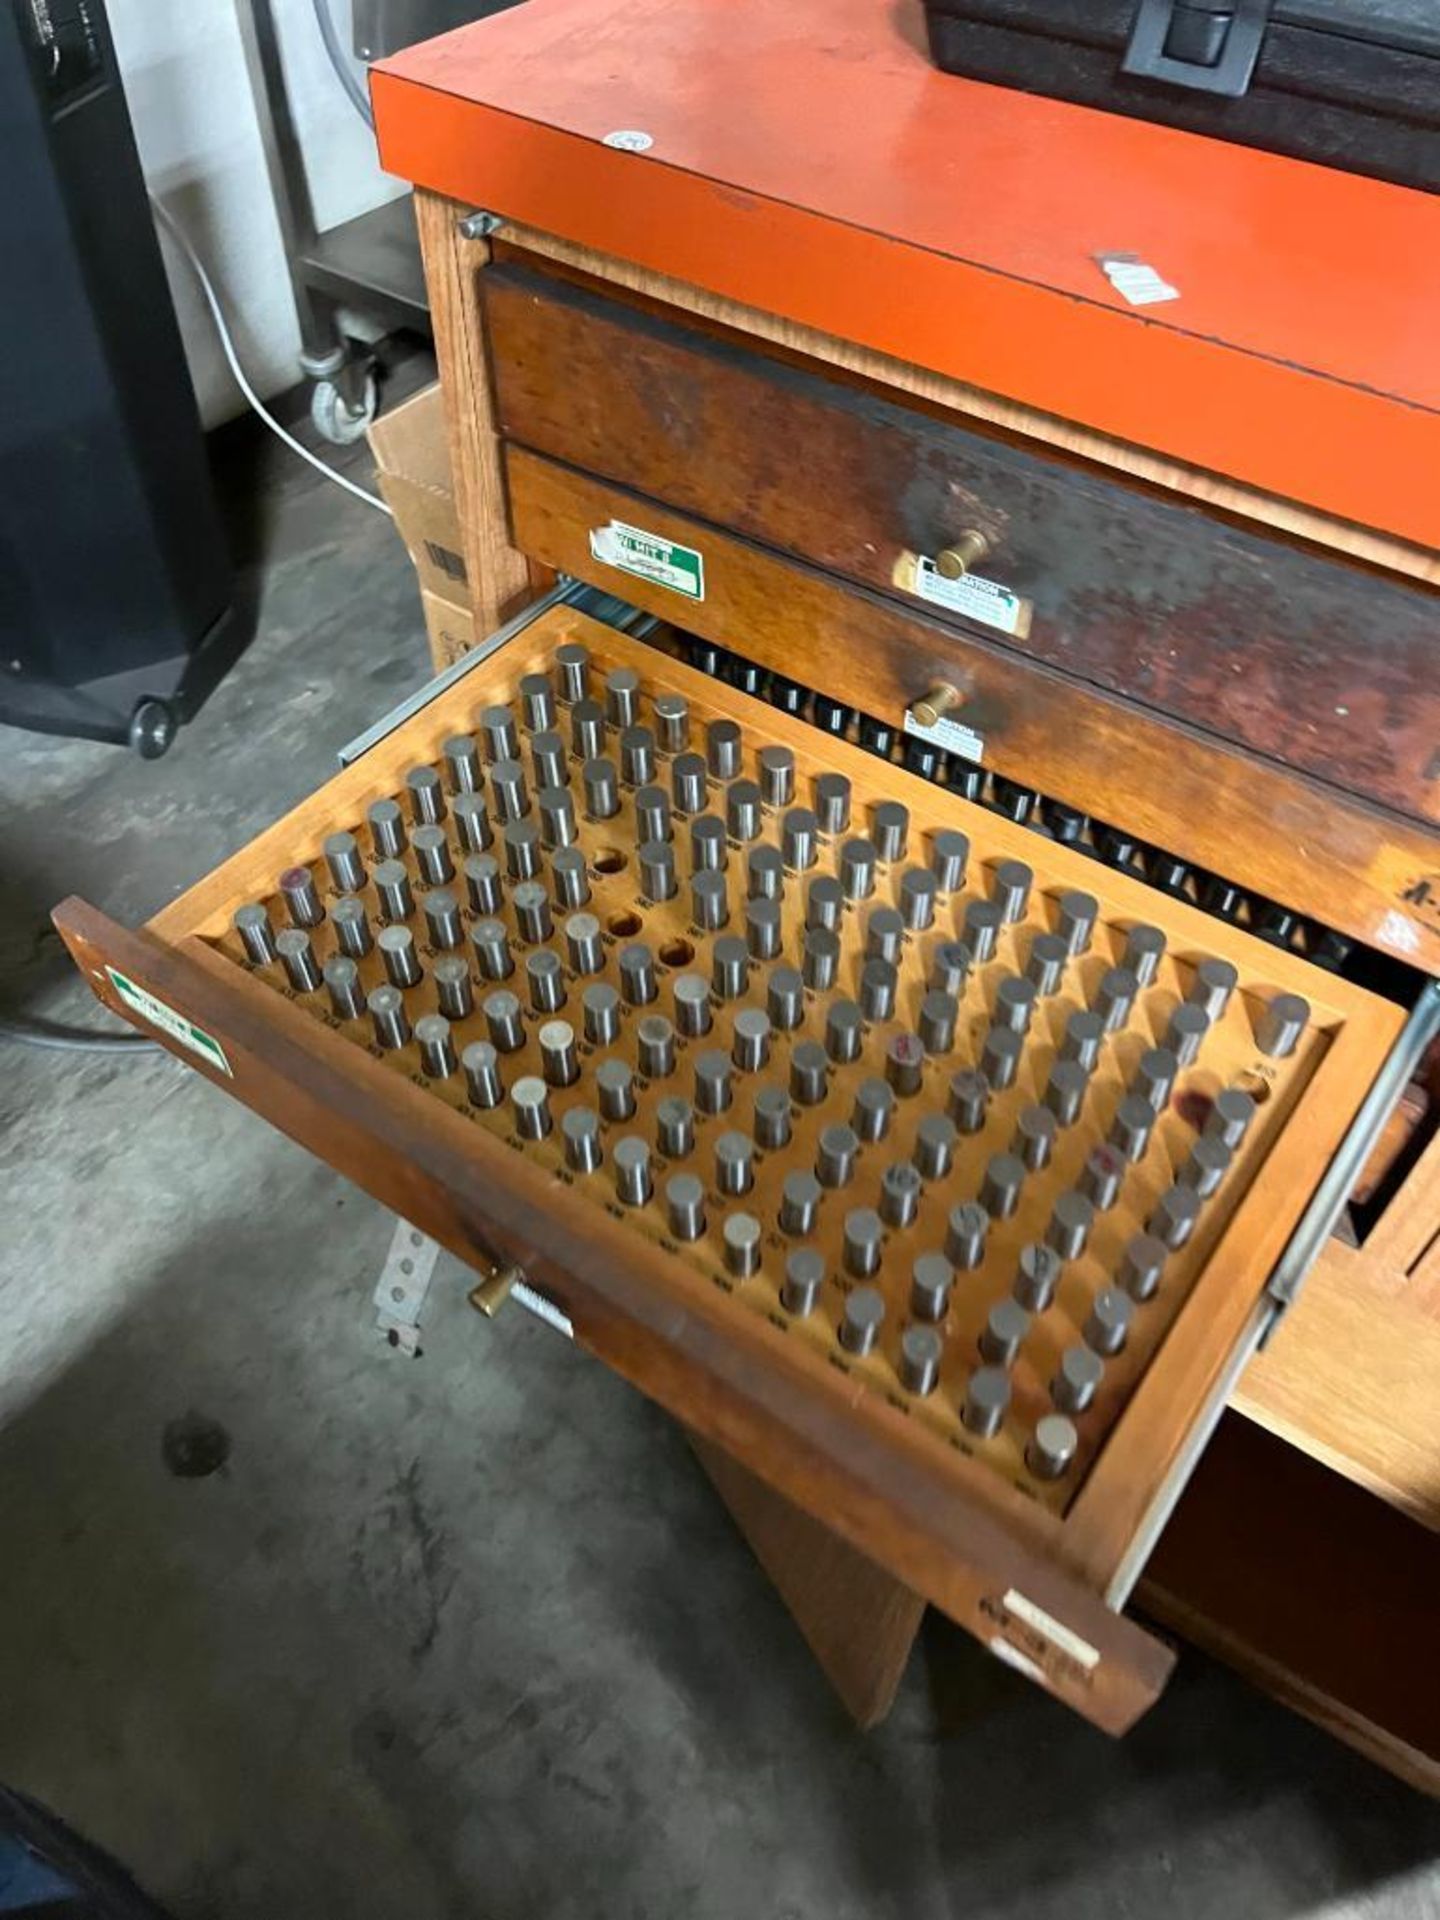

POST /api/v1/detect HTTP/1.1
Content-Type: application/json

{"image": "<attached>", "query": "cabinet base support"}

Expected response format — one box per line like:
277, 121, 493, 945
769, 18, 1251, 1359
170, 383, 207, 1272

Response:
686, 1431, 926, 1729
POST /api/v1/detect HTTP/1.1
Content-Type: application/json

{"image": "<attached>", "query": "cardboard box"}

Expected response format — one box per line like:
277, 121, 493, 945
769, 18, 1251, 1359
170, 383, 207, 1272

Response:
368, 383, 470, 605
421, 587, 476, 671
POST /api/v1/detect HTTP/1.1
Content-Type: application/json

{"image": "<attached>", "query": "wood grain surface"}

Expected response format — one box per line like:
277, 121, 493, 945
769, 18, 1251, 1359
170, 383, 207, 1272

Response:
479, 212, 1440, 590
1237, 1126, 1440, 1532
484, 255, 1440, 826
412, 195, 546, 639
690, 1432, 926, 1727
177, 616, 1385, 1536
57, 894, 1174, 1734
505, 448, 1440, 976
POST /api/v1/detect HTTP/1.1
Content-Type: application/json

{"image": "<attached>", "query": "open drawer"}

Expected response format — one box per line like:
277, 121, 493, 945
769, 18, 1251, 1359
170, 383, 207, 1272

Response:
55, 598, 1411, 1735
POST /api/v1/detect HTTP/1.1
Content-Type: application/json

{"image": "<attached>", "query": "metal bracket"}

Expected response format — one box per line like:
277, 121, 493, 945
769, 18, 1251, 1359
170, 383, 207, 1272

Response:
338, 578, 584, 767
337, 579, 661, 768
1106, 974, 1440, 1607
1105, 1289, 1274, 1607
458, 209, 503, 239
1122, 0, 1272, 98
1262, 976, 1440, 1331
373, 1218, 442, 1356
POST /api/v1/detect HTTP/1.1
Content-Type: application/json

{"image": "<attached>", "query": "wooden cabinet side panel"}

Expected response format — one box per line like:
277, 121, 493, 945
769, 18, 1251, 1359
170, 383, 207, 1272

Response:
413, 191, 543, 647
1142, 1416, 1440, 1797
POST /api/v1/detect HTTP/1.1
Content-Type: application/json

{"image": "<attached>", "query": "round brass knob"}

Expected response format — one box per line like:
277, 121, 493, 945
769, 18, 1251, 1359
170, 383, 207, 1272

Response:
935, 530, 991, 580
912, 682, 965, 729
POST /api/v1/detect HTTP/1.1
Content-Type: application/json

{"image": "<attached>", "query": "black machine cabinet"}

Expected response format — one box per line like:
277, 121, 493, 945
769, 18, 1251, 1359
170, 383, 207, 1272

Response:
0, 0, 251, 755
924, 0, 1440, 193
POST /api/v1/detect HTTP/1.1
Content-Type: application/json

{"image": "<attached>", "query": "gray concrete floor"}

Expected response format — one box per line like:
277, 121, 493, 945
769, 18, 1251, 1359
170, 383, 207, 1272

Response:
2, 386, 1437, 1920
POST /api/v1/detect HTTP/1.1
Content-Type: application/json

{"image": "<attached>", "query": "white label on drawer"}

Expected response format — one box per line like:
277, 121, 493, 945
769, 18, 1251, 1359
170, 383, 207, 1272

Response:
513, 1280, 574, 1340
104, 967, 231, 1076
903, 709, 985, 766
590, 520, 704, 601
1001, 1589, 1100, 1672
908, 555, 1028, 637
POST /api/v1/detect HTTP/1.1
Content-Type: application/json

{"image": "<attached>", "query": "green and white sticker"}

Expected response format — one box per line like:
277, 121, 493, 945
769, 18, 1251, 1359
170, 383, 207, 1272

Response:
105, 967, 231, 1076
589, 519, 704, 601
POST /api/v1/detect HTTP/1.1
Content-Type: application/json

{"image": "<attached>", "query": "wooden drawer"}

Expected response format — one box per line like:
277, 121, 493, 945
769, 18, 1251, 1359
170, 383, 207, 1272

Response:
57, 599, 1408, 1736
484, 254, 1440, 829
503, 445, 1440, 975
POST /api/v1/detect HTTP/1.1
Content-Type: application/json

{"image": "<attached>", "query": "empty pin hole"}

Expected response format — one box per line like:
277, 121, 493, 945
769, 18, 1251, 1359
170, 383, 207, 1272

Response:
607, 910, 644, 938
659, 936, 695, 968
399, 1258, 414, 1275
594, 847, 627, 874
1235, 1071, 1274, 1106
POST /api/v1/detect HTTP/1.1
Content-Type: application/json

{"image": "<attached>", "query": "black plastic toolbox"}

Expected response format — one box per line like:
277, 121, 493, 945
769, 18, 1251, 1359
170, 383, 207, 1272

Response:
923, 2, 1440, 192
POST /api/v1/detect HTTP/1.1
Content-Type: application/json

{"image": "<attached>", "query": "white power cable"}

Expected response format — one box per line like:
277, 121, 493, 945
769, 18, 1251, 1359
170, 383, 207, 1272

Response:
149, 194, 392, 518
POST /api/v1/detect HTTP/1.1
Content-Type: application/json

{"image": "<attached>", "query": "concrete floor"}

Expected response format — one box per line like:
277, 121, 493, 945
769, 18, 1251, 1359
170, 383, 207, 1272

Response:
1, 390, 1437, 1920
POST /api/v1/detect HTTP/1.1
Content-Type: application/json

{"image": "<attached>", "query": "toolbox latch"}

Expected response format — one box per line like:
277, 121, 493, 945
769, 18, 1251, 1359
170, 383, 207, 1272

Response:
1122, 0, 1272, 98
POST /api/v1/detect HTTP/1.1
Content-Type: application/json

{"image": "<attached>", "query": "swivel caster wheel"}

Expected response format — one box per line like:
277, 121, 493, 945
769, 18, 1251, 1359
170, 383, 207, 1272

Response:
128, 698, 176, 760
311, 368, 379, 446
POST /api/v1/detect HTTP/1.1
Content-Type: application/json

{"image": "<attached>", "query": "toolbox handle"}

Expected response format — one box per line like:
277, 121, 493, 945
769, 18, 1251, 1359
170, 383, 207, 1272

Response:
1122, 0, 1273, 98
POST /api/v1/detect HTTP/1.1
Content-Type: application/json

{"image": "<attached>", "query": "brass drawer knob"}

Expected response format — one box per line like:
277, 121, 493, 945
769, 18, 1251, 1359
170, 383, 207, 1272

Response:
469, 1263, 523, 1317
912, 682, 965, 729
936, 530, 991, 580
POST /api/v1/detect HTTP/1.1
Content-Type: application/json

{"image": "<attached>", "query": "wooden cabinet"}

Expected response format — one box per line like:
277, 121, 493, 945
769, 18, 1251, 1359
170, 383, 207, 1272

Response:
403, 196, 1440, 1783
59, 168, 1440, 1788
351, 0, 1440, 1788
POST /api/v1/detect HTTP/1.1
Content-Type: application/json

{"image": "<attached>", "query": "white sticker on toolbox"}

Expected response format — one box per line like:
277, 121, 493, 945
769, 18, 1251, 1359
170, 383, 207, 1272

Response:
590, 520, 705, 601
903, 709, 986, 766
1002, 1589, 1101, 1671
104, 968, 232, 1076
1095, 251, 1180, 306
909, 556, 1027, 637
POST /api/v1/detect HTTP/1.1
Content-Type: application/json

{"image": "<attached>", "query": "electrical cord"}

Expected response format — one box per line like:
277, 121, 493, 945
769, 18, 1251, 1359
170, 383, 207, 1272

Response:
313, 0, 375, 127
0, 1013, 162, 1055
149, 195, 392, 518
